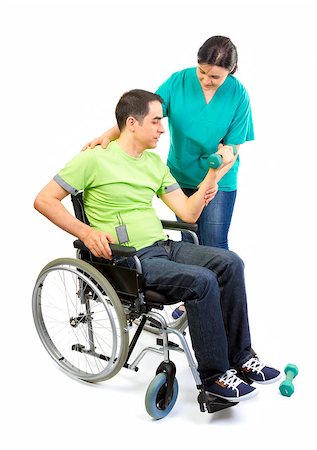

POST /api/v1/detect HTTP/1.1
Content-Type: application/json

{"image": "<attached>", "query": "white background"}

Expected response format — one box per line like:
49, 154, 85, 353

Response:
1, 0, 316, 448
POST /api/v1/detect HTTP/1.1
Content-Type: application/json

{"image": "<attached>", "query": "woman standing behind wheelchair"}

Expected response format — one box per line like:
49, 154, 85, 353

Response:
84, 35, 254, 317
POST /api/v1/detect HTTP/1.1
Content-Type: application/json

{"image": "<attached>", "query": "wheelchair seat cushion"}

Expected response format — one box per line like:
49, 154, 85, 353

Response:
144, 289, 179, 306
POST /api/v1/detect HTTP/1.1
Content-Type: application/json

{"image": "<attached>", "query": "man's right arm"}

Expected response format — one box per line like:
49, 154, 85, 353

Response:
34, 180, 115, 258
82, 125, 120, 150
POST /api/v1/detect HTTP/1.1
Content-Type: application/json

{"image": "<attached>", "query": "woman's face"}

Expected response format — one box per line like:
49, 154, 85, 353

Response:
196, 64, 230, 92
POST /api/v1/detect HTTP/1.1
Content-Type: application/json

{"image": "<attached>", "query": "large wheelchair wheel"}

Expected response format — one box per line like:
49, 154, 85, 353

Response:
143, 302, 187, 334
32, 258, 129, 382
145, 373, 179, 419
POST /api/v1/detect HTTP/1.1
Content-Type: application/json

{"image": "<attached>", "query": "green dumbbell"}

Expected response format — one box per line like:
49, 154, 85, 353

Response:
209, 144, 237, 169
279, 363, 298, 397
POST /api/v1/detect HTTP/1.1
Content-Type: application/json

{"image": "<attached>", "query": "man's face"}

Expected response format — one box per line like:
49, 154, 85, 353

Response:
134, 101, 165, 149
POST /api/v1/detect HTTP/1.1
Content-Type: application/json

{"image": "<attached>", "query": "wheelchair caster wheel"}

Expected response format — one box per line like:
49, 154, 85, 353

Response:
145, 373, 179, 419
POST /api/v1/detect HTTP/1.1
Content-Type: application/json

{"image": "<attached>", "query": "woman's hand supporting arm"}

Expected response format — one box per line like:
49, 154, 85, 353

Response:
82, 125, 120, 151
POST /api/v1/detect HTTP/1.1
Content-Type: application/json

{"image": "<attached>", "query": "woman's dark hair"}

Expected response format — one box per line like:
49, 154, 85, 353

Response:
115, 89, 163, 131
197, 36, 238, 74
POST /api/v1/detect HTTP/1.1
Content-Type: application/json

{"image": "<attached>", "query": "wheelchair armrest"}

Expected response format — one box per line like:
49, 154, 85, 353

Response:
73, 239, 137, 257
161, 220, 198, 233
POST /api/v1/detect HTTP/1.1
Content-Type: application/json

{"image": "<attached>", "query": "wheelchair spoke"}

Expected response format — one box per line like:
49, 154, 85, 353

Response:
33, 258, 129, 382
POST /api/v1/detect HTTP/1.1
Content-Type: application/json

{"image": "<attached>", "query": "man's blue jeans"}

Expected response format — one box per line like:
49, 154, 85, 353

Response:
134, 240, 252, 388
180, 189, 237, 249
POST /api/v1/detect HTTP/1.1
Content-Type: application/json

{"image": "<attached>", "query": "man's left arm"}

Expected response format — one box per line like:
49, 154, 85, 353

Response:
160, 172, 217, 223
216, 144, 240, 180
160, 145, 235, 223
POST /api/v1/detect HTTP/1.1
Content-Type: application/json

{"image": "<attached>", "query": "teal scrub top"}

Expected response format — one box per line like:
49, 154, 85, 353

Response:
155, 68, 254, 191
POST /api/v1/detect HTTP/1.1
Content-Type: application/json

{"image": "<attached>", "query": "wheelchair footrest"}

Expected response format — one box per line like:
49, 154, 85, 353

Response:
197, 390, 238, 413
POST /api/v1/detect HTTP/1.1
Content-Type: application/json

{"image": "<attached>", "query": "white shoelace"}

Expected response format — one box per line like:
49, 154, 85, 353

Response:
242, 357, 264, 374
218, 369, 243, 389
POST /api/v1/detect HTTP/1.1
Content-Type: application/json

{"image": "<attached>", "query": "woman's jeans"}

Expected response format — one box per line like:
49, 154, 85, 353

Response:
180, 189, 237, 249
133, 240, 252, 388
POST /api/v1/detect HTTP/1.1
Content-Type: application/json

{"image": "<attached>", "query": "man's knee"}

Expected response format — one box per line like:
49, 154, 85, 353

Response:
226, 250, 245, 273
186, 268, 218, 300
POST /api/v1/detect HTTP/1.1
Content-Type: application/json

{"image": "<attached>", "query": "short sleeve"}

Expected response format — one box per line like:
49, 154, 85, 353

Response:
156, 163, 179, 196
54, 150, 96, 194
224, 89, 255, 145
155, 76, 174, 117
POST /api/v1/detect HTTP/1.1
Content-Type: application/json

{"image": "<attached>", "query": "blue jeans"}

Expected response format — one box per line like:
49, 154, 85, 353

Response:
133, 240, 252, 388
180, 189, 237, 249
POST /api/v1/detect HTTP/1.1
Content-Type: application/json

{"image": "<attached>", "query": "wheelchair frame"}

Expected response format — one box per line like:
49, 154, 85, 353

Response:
32, 193, 237, 419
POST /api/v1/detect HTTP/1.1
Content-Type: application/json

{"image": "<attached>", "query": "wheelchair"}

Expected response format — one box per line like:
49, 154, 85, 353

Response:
32, 193, 239, 419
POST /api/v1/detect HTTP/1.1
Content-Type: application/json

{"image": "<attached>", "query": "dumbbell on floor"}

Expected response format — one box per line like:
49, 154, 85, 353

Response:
279, 363, 298, 397
209, 144, 237, 169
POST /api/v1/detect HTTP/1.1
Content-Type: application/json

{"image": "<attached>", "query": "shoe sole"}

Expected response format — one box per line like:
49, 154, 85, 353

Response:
206, 388, 258, 402
245, 373, 282, 385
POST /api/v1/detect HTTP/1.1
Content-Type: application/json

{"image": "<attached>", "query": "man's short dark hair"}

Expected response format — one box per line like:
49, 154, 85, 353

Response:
115, 89, 163, 131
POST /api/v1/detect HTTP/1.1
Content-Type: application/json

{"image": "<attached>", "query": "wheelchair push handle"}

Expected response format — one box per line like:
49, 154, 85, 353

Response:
209, 144, 238, 169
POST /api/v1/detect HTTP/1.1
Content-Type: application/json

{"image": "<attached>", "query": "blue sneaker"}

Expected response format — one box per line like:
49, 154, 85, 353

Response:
206, 370, 257, 402
241, 358, 281, 384
171, 305, 185, 319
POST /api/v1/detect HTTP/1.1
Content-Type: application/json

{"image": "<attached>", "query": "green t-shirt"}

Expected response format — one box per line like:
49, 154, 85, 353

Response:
156, 68, 254, 191
54, 142, 179, 250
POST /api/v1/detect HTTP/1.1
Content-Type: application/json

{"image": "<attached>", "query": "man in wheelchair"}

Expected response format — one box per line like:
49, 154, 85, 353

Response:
34, 88, 280, 406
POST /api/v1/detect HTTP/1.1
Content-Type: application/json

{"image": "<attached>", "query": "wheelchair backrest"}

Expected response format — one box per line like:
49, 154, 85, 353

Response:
71, 192, 89, 225
71, 193, 144, 302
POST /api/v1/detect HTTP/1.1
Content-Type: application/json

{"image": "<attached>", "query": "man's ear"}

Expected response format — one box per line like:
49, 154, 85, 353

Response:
126, 116, 137, 131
